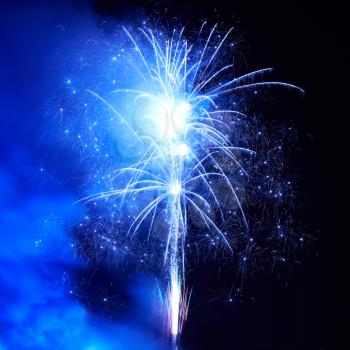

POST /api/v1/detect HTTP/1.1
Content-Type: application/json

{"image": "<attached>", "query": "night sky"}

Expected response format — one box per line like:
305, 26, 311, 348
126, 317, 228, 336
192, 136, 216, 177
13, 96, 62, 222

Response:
0, 1, 337, 349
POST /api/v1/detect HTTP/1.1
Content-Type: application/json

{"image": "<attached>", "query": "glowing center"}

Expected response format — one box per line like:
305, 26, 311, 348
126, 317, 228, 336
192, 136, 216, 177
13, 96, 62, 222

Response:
149, 98, 191, 140
169, 182, 181, 196
174, 143, 190, 156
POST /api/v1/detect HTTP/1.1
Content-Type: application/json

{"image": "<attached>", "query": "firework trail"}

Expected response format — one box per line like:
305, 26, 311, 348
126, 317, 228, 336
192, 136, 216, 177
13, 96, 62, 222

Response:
69, 23, 303, 343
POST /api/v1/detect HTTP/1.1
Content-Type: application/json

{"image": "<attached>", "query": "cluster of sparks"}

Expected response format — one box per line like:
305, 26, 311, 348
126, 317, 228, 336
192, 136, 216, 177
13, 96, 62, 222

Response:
62, 23, 304, 343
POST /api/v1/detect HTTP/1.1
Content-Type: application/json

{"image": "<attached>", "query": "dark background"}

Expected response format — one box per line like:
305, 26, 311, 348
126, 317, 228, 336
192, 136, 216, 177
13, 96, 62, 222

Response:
0, 1, 338, 349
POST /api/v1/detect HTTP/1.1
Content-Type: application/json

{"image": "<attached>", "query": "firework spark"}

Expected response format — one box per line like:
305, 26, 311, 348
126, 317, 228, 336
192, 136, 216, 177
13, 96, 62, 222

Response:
69, 23, 303, 343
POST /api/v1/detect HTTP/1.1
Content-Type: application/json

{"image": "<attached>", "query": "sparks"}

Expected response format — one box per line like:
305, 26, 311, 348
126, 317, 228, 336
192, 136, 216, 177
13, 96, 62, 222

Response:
73, 22, 303, 343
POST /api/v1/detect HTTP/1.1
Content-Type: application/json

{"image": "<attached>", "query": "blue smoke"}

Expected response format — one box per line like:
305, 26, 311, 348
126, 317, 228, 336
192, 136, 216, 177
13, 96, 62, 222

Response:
0, 1, 166, 349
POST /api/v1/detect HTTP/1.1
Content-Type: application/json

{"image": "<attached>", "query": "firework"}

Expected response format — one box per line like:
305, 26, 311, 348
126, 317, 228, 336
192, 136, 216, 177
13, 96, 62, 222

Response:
69, 23, 303, 343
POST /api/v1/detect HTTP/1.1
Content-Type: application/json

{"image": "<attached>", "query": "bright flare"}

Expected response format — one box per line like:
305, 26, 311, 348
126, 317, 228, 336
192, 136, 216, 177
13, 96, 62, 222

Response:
169, 182, 181, 196
144, 97, 191, 140
174, 143, 190, 157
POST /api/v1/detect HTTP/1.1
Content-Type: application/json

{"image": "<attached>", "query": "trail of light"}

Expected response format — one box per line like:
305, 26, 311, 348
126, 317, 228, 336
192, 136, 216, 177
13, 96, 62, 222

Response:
169, 269, 180, 337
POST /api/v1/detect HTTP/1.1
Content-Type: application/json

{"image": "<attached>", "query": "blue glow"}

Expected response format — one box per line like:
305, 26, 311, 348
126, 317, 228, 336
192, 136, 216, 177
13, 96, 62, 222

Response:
0, 6, 169, 349
0, 2, 307, 346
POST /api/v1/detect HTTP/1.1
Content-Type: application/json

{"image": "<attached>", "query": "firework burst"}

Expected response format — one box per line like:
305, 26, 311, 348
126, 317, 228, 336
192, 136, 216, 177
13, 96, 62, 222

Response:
64, 23, 303, 343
